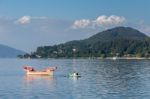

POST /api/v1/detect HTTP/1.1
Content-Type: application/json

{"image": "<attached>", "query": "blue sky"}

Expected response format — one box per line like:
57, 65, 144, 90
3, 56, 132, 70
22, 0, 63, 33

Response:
0, 0, 149, 52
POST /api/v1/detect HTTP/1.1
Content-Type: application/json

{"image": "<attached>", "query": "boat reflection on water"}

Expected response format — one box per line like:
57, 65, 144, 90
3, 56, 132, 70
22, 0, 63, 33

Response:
69, 76, 81, 84
24, 75, 54, 82
24, 75, 57, 88
23, 75, 57, 97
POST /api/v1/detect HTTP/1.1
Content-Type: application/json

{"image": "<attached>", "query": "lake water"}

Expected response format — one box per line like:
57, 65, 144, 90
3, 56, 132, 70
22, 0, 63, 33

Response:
0, 59, 150, 99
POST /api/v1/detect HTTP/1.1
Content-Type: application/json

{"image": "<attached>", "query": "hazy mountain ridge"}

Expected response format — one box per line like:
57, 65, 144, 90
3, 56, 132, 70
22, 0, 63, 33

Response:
0, 44, 25, 58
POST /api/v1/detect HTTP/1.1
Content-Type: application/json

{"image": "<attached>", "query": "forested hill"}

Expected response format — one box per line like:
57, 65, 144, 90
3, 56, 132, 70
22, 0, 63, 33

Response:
85, 27, 147, 44
24, 27, 150, 58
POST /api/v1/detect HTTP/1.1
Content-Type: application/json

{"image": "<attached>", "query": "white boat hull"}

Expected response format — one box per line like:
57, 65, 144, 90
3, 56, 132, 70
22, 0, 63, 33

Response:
26, 71, 54, 76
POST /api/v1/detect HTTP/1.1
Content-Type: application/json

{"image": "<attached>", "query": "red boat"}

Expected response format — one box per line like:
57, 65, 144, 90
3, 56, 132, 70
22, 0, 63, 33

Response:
23, 66, 57, 76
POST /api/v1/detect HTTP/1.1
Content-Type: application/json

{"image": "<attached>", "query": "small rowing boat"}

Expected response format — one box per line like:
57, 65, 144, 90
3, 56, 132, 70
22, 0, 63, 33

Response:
69, 72, 81, 77
23, 66, 57, 76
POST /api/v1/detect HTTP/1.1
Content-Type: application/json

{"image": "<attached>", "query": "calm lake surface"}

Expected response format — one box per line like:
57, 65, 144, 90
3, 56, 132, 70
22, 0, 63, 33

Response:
0, 59, 150, 99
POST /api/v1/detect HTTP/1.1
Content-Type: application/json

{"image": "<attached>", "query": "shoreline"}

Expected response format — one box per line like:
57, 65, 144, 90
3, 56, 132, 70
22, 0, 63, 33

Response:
20, 56, 150, 60
97, 57, 150, 60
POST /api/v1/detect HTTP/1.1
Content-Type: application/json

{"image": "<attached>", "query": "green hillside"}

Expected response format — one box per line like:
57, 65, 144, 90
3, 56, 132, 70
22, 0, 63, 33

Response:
24, 27, 150, 58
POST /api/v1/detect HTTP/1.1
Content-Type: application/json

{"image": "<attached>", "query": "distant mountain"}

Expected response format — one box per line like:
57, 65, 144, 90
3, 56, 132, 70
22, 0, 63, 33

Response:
85, 27, 147, 44
0, 44, 25, 58
26, 27, 150, 58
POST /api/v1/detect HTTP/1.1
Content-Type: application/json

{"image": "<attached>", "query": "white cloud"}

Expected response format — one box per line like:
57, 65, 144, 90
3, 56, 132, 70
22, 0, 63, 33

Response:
72, 19, 90, 29
16, 16, 48, 25
139, 26, 150, 35
72, 15, 126, 29
94, 15, 126, 26
17, 16, 31, 24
